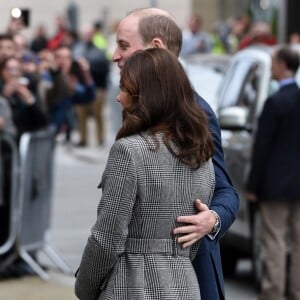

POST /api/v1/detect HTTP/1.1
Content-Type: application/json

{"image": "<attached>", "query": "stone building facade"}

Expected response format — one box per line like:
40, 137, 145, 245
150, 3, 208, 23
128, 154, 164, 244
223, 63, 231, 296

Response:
0, 0, 192, 38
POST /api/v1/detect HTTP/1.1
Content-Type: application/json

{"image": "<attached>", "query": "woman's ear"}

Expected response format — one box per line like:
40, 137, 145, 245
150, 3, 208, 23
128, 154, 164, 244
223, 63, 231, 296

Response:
150, 37, 167, 49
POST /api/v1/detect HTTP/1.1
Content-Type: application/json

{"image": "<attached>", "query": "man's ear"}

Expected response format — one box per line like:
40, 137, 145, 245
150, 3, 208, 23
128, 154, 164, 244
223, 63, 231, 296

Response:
150, 37, 167, 49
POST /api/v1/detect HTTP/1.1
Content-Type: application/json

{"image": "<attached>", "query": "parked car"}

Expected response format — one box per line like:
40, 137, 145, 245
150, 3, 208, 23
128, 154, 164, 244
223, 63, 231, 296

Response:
217, 45, 300, 287
181, 53, 231, 114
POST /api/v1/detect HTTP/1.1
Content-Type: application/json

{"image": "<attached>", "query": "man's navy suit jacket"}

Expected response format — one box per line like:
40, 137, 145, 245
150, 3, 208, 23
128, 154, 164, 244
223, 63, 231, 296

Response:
194, 93, 239, 300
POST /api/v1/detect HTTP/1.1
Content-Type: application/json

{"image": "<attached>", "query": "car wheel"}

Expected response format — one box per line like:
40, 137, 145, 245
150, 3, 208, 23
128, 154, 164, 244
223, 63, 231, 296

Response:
251, 211, 263, 291
221, 247, 238, 277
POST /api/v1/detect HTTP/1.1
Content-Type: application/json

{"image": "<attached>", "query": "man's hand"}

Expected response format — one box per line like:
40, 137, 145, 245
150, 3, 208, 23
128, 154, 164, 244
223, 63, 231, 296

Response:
173, 199, 216, 248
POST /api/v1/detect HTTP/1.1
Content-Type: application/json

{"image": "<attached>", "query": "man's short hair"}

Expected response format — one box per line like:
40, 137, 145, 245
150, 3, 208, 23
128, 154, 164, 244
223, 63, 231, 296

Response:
128, 8, 182, 56
275, 46, 300, 73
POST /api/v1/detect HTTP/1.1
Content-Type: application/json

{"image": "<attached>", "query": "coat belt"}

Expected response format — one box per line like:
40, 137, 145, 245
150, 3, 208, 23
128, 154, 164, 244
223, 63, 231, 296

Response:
124, 238, 190, 257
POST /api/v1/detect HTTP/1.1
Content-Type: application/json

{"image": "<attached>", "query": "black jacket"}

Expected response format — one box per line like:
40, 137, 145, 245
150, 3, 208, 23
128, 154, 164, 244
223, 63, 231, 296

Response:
247, 82, 300, 201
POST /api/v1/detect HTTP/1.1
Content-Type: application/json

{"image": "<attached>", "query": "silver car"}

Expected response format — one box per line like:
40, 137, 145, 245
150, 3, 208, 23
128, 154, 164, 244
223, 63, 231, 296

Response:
182, 53, 231, 114
217, 45, 300, 287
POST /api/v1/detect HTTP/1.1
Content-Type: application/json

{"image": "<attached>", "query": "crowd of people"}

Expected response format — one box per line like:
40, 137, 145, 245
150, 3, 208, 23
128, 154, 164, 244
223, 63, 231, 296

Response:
0, 15, 111, 147
0, 14, 111, 278
0, 9, 297, 144
179, 11, 279, 57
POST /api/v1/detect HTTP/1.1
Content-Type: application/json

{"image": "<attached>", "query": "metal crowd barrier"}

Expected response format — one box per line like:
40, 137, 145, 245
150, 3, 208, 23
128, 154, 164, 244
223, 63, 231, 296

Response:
0, 127, 73, 280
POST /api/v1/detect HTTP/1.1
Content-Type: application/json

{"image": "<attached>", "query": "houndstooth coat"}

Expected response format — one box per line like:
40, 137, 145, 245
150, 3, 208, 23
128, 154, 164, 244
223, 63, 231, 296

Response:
75, 132, 215, 300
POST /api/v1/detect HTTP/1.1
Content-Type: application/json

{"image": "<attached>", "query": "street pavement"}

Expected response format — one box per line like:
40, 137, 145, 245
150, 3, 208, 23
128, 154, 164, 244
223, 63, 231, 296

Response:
0, 103, 258, 299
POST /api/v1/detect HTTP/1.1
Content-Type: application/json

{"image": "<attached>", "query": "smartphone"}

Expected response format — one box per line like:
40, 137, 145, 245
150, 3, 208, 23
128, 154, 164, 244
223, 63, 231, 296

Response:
18, 76, 30, 86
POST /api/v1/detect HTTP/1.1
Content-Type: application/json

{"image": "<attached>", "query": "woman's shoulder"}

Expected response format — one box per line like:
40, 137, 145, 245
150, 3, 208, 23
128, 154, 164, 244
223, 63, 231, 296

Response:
110, 132, 160, 158
115, 132, 156, 147
110, 133, 146, 154
114, 133, 142, 145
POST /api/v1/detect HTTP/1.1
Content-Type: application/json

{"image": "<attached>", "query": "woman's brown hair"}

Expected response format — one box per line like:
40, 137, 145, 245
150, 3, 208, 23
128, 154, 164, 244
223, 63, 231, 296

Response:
117, 48, 214, 167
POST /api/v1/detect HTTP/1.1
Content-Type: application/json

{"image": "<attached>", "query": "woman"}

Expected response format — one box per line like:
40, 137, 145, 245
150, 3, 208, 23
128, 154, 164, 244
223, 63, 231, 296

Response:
0, 56, 48, 140
75, 48, 215, 300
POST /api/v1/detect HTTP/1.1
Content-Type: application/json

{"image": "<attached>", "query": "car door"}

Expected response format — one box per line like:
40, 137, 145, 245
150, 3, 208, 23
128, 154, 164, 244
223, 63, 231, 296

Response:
217, 50, 271, 241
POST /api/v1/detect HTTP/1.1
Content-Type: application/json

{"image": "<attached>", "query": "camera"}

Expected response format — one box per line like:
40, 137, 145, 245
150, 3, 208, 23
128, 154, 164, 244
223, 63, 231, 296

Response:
11, 8, 30, 27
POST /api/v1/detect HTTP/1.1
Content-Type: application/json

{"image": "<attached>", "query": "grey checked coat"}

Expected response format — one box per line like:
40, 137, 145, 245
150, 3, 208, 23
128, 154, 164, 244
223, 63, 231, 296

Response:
75, 133, 215, 300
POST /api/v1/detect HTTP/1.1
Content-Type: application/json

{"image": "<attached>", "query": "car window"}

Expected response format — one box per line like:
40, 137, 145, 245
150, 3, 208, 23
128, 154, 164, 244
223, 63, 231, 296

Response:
181, 55, 229, 114
218, 58, 260, 110
237, 63, 259, 108
217, 55, 267, 129
187, 64, 224, 113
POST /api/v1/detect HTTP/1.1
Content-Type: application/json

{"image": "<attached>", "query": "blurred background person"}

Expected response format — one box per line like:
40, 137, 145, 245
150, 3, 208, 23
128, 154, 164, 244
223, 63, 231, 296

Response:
238, 21, 277, 50
218, 14, 253, 55
13, 33, 33, 61
47, 15, 68, 50
0, 34, 16, 62
11, 33, 42, 102
5, 17, 24, 36
289, 32, 300, 45
36, 28, 79, 112
0, 56, 48, 140
38, 46, 95, 145
92, 21, 108, 54
61, 29, 80, 50
30, 24, 49, 54
210, 21, 231, 54
180, 12, 212, 57
68, 57, 96, 146
38, 46, 73, 140
73, 23, 110, 147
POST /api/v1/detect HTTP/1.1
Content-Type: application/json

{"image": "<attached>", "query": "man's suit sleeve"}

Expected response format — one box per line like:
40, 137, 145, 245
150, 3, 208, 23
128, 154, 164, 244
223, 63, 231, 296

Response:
196, 93, 239, 237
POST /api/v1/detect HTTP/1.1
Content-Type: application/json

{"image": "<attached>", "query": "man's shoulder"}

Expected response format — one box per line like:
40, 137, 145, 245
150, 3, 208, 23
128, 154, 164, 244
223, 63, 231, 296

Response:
276, 82, 300, 94
270, 83, 300, 102
194, 92, 218, 120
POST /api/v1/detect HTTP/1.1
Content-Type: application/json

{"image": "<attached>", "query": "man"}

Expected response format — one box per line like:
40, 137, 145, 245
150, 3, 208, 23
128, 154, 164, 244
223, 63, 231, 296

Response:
0, 34, 16, 62
92, 21, 108, 53
180, 11, 212, 57
247, 46, 300, 300
73, 24, 110, 146
112, 8, 239, 300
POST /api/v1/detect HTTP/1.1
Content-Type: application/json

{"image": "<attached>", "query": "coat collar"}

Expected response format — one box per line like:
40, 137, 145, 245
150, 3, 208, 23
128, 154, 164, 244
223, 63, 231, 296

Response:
279, 78, 296, 89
